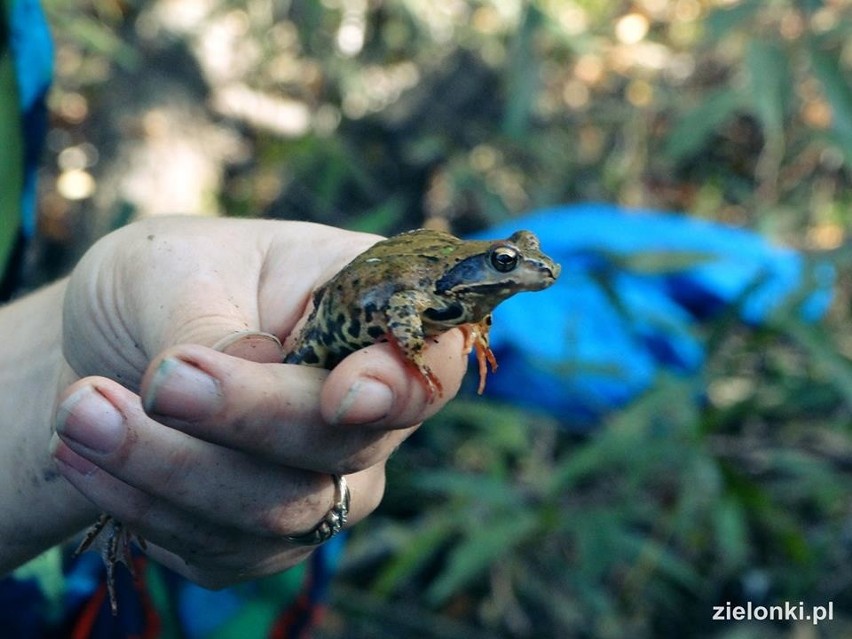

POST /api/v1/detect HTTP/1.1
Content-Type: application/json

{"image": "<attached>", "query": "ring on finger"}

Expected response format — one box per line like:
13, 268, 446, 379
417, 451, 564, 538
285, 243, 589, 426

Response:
284, 474, 350, 546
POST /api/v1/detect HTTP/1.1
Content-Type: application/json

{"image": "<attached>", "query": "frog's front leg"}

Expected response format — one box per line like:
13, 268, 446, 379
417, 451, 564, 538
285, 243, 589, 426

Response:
462, 314, 498, 394
385, 291, 443, 400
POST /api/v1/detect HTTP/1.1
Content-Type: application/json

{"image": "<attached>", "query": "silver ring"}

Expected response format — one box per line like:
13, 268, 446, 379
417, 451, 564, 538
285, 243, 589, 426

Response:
284, 474, 350, 546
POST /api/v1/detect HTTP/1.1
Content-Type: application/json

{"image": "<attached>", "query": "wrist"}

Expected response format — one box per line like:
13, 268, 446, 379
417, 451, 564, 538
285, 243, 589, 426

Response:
0, 279, 96, 573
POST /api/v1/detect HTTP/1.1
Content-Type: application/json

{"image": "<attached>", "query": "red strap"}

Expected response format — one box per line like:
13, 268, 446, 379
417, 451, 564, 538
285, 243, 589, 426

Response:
69, 557, 161, 639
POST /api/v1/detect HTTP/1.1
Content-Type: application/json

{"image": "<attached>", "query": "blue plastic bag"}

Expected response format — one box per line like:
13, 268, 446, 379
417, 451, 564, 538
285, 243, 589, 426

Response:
469, 204, 834, 427
9, 0, 53, 236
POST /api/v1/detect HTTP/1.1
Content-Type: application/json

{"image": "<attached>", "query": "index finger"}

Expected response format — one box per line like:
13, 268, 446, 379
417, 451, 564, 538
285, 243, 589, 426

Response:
139, 332, 467, 475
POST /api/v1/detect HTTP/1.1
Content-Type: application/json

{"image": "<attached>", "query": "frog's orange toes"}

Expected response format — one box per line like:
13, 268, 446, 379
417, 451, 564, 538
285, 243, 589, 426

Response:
473, 341, 498, 394
460, 321, 498, 394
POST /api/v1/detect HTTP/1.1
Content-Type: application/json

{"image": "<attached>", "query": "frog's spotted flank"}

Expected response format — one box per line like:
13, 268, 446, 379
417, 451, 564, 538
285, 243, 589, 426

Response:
284, 228, 560, 399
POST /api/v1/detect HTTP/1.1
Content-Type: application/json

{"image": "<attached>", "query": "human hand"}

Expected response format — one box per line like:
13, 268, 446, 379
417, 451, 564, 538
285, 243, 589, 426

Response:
51, 216, 468, 587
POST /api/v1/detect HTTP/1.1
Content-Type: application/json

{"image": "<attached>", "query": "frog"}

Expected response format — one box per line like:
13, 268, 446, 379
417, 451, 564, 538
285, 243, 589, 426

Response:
283, 228, 561, 398
77, 227, 560, 615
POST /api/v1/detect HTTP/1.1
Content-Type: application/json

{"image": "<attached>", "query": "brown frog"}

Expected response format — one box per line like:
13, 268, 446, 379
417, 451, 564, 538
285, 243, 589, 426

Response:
284, 228, 561, 397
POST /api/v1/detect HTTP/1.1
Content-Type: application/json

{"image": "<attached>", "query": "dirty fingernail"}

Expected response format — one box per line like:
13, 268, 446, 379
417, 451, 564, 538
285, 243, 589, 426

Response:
333, 378, 394, 425
55, 385, 126, 455
143, 357, 223, 420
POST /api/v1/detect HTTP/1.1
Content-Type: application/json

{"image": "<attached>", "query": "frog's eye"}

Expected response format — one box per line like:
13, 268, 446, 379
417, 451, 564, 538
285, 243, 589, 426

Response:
490, 246, 519, 272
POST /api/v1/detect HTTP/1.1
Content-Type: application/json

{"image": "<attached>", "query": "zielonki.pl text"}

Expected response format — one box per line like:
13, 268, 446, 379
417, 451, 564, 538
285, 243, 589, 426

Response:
712, 601, 833, 625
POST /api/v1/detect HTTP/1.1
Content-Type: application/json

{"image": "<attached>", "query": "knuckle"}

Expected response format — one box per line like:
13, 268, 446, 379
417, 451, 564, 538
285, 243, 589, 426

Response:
332, 431, 398, 475
255, 478, 334, 537
331, 456, 372, 476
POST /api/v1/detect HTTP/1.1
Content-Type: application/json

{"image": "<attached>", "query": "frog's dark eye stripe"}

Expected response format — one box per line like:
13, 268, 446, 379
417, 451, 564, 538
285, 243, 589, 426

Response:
490, 247, 519, 272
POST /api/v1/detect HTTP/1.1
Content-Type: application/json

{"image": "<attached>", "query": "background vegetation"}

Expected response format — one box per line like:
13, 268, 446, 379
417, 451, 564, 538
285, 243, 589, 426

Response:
34, 0, 852, 637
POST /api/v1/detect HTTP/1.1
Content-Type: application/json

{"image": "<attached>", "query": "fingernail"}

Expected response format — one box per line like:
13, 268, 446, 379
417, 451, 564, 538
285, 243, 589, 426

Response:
50, 433, 98, 475
55, 386, 126, 455
213, 331, 284, 362
333, 378, 394, 425
143, 357, 223, 420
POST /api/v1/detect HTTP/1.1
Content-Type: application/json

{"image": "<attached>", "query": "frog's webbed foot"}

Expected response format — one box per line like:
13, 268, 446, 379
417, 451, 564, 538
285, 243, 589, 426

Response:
462, 316, 498, 394
74, 514, 146, 615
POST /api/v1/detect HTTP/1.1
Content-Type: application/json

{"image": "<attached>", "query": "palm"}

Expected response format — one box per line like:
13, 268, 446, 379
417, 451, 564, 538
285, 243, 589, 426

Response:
62, 217, 381, 388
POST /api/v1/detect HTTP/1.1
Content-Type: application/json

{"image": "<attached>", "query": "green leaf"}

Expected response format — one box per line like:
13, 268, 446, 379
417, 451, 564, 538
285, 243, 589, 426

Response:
722, 464, 812, 565
672, 456, 723, 533
436, 399, 535, 453
713, 497, 750, 569
373, 516, 456, 596
745, 39, 789, 145
414, 471, 523, 508
0, 40, 23, 274
621, 533, 703, 592
502, 5, 542, 139
663, 88, 743, 163
703, 0, 761, 40
783, 320, 852, 409
63, 15, 138, 68
349, 196, 406, 235
427, 512, 538, 604
809, 39, 852, 162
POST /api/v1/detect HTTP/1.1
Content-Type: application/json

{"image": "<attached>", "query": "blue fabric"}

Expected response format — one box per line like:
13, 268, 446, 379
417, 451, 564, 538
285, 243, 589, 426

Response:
8, 0, 52, 236
0, 574, 46, 638
469, 204, 834, 428
179, 582, 247, 637
176, 533, 345, 638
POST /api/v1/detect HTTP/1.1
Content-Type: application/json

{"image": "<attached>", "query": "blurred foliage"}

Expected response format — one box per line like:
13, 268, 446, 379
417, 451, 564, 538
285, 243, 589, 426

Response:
41, 0, 852, 241
37, 0, 852, 637
339, 309, 852, 638
222, 0, 851, 240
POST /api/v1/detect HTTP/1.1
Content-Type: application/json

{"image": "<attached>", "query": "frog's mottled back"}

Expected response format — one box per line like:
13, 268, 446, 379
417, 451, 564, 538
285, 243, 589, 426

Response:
284, 228, 560, 397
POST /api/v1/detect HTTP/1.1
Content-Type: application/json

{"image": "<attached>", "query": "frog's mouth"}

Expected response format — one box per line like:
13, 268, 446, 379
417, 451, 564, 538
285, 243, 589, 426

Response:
437, 255, 558, 296
524, 267, 558, 289
450, 268, 557, 294
439, 280, 516, 296
424, 303, 464, 323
